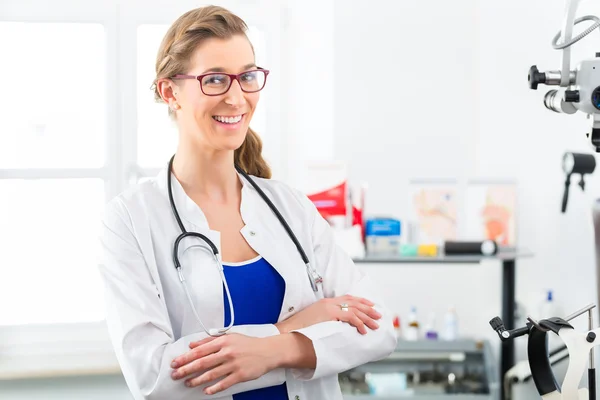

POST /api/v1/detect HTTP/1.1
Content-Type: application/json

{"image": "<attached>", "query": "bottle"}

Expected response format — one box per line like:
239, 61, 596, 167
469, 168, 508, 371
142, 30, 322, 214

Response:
442, 307, 458, 341
425, 312, 438, 340
540, 290, 556, 318
405, 307, 420, 341
393, 315, 402, 339
540, 290, 562, 350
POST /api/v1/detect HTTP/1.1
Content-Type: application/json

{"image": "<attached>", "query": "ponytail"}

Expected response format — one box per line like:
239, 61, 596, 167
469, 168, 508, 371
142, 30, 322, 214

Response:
234, 128, 271, 178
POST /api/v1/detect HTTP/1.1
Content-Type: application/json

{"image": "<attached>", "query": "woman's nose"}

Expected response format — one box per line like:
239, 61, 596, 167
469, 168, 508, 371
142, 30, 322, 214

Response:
224, 79, 246, 106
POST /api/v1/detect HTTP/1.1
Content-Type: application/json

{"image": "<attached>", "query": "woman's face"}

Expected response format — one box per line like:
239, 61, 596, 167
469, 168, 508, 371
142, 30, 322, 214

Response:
174, 34, 260, 152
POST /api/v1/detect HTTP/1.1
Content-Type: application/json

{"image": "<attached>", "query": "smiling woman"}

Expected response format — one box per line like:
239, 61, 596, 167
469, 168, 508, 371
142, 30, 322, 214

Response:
152, 13, 271, 178
136, 23, 268, 170
99, 5, 396, 400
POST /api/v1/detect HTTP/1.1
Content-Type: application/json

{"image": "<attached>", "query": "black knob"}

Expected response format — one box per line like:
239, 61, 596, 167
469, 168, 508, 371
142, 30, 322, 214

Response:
490, 317, 505, 331
587, 332, 596, 343
528, 65, 546, 90
565, 90, 580, 102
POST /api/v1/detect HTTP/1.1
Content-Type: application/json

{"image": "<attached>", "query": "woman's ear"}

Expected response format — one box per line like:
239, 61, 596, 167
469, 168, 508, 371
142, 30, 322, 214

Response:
157, 79, 181, 111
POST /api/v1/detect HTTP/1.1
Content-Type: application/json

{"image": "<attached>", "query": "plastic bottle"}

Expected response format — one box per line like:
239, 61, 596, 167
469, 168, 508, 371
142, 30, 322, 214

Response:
442, 307, 458, 341
393, 315, 402, 339
540, 290, 561, 350
540, 290, 556, 318
405, 307, 420, 341
425, 312, 438, 340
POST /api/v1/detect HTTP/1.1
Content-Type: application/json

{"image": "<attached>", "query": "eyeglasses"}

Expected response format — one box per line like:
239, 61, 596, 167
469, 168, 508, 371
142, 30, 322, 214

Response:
171, 68, 269, 96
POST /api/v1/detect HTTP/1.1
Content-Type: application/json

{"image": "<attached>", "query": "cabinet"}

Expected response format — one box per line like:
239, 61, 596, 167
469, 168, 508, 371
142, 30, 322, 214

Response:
339, 339, 499, 400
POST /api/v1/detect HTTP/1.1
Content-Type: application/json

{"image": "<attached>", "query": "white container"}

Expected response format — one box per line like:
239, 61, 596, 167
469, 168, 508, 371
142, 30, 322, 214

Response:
442, 307, 458, 341
405, 307, 420, 341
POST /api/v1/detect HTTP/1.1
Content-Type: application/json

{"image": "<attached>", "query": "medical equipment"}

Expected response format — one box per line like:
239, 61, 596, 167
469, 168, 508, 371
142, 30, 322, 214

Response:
167, 155, 323, 337
490, 304, 599, 400
561, 152, 596, 212
528, 0, 600, 151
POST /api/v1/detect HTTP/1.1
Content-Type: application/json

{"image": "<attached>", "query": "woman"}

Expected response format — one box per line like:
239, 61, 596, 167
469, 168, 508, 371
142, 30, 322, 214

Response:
99, 5, 396, 400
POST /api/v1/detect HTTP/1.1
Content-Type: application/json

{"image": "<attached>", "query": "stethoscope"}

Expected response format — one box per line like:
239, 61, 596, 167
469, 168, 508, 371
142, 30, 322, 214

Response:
167, 155, 323, 337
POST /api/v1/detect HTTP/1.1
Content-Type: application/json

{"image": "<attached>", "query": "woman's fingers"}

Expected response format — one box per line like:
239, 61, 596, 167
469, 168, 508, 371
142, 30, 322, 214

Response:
171, 352, 222, 380
189, 336, 216, 349
334, 295, 381, 321
355, 296, 375, 307
341, 294, 374, 307
336, 307, 367, 334
185, 363, 232, 388
351, 302, 382, 321
204, 372, 241, 395
353, 309, 380, 331
171, 338, 221, 369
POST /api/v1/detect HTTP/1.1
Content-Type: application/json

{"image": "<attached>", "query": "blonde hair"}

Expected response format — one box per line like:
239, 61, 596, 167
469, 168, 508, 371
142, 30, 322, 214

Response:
153, 5, 271, 178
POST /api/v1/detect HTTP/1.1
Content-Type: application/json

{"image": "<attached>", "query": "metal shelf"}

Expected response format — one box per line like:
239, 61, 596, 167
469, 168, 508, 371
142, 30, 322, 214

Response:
353, 248, 533, 264
394, 340, 487, 353
344, 395, 491, 400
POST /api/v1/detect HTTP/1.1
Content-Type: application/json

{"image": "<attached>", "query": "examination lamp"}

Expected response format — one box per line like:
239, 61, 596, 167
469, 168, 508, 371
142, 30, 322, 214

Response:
561, 152, 596, 212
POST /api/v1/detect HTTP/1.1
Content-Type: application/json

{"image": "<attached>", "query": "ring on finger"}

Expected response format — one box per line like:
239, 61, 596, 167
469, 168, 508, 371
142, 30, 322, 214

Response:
339, 303, 349, 312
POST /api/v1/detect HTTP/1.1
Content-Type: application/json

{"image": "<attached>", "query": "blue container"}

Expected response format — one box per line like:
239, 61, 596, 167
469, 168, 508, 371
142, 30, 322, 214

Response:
365, 218, 401, 255
365, 218, 401, 237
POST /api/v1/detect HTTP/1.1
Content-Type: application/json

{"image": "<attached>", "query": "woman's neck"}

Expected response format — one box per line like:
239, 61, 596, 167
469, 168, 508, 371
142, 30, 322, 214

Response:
171, 145, 241, 204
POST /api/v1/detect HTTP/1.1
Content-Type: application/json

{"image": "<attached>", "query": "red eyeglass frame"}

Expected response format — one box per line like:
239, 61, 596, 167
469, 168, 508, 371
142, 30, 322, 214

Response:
171, 68, 270, 96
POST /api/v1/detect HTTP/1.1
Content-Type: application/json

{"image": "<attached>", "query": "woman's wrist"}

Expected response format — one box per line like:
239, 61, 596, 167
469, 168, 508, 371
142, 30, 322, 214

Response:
269, 332, 316, 369
275, 320, 289, 334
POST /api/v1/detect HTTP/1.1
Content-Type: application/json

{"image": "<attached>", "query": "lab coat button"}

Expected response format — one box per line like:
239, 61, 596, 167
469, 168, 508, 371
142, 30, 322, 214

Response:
249, 231, 256, 236
294, 396, 300, 400
288, 306, 295, 312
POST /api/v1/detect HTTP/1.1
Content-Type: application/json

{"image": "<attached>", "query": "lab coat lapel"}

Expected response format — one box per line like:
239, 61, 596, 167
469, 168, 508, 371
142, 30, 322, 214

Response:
239, 183, 302, 321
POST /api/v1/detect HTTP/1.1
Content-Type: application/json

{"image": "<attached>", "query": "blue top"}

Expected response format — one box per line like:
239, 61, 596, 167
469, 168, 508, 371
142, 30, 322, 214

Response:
222, 256, 288, 400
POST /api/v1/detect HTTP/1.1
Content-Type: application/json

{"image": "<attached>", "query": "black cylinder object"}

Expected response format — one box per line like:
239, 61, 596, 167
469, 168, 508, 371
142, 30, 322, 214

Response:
563, 152, 596, 175
444, 240, 498, 256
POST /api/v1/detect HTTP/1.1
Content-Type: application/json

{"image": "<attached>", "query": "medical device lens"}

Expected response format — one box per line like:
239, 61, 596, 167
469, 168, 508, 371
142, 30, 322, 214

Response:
592, 87, 600, 110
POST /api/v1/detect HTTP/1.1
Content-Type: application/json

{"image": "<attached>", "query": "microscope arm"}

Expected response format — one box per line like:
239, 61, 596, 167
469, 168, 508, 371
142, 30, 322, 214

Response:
559, 0, 581, 86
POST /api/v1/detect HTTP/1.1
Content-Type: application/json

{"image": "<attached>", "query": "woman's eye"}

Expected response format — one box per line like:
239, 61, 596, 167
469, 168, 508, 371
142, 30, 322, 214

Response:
240, 72, 256, 82
203, 75, 227, 85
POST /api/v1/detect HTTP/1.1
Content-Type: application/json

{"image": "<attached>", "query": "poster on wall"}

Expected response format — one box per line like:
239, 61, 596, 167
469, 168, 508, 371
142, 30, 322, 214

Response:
409, 180, 458, 244
464, 181, 517, 247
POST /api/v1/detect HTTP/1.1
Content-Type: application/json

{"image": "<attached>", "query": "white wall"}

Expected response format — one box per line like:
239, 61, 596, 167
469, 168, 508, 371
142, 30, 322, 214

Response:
282, 0, 335, 186
334, 0, 600, 362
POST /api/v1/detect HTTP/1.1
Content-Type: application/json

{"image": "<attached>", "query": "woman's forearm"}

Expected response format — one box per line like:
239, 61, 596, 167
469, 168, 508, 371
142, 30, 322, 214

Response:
270, 332, 316, 369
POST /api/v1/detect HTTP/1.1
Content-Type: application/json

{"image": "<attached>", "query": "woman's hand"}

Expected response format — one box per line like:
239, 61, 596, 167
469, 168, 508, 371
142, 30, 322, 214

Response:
276, 295, 381, 335
170, 334, 282, 395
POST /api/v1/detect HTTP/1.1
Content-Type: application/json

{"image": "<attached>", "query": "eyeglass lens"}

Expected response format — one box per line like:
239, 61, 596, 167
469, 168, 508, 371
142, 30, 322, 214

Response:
201, 70, 266, 95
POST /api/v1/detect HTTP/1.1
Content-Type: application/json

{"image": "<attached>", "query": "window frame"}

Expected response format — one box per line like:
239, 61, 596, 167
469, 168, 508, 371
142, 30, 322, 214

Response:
0, 0, 286, 379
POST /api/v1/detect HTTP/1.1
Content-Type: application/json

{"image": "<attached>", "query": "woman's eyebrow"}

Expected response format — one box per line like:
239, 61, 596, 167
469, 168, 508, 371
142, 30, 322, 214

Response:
200, 63, 257, 74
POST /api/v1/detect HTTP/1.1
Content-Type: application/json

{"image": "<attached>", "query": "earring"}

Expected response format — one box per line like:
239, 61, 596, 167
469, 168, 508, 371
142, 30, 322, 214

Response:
172, 103, 180, 111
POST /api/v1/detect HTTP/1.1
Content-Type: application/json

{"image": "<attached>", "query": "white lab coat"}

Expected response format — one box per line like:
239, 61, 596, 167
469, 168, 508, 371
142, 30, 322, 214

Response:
99, 166, 397, 400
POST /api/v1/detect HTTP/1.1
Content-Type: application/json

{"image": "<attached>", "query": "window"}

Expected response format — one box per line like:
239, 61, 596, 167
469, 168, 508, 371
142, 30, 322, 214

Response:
0, 22, 107, 169
0, 179, 106, 325
0, 22, 107, 326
